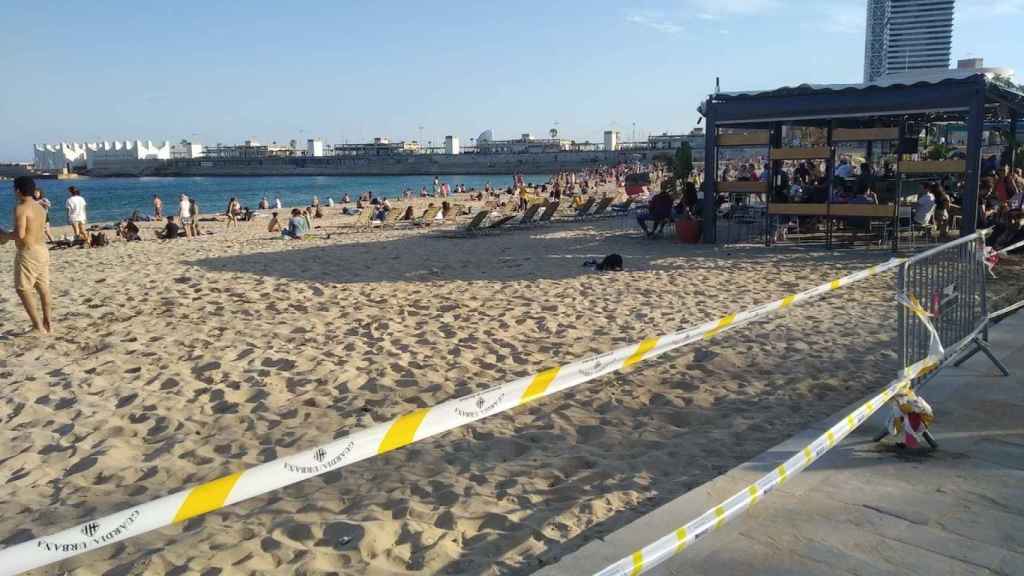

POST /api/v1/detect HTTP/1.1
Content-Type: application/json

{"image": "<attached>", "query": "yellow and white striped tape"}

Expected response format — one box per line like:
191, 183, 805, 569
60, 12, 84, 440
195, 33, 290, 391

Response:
593, 354, 939, 576
594, 294, 946, 576
0, 257, 906, 575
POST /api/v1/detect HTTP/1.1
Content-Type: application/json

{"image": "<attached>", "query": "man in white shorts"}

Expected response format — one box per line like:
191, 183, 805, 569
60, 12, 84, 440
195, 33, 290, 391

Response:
65, 186, 89, 245
179, 194, 193, 238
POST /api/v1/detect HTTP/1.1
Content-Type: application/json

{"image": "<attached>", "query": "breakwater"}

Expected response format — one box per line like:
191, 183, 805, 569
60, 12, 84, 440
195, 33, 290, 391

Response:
86, 149, 689, 177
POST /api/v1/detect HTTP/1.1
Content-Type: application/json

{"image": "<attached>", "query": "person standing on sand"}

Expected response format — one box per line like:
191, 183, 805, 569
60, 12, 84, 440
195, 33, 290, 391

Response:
274, 196, 282, 210
0, 177, 53, 335
32, 189, 55, 243
178, 194, 193, 238
153, 195, 163, 219
65, 186, 89, 245
189, 198, 200, 237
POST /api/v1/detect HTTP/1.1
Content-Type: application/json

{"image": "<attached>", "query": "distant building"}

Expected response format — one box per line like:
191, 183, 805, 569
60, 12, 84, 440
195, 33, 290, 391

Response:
444, 136, 460, 155
880, 57, 1013, 85
863, 0, 955, 82
604, 130, 620, 151
204, 140, 295, 159
331, 138, 420, 156
33, 142, 89, 172
306, 139, 324, 157
171, 141, 204, 159
476, 133, 573, 154
86, 140, 171, 169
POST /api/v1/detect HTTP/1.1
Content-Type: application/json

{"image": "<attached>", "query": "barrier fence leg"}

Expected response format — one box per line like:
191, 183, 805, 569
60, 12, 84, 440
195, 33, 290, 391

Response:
954, 336, 1011, 376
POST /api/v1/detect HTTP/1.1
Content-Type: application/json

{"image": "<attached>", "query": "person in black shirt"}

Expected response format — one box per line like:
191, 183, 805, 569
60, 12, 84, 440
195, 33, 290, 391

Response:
159, 216, 180, 239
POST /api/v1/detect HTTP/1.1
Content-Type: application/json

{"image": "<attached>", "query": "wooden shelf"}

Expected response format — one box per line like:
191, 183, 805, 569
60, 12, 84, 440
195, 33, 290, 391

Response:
769, 147, 831, 161
716, 181, 769, 193
832, 127, 900, 142
717, 132, 770, 147
900, 160, 966, 174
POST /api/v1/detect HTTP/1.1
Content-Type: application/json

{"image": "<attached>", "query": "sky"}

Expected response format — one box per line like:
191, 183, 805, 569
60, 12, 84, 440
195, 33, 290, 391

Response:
1, 0, 1020, 161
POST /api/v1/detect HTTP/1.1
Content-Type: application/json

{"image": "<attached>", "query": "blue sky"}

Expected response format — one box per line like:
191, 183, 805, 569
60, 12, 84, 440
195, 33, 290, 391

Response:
1, 0, 1020, 161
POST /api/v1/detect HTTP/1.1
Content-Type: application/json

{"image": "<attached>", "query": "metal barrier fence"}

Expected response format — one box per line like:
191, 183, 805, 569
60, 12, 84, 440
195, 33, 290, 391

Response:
897, 230, 1009, 379
717, 196, 766, 245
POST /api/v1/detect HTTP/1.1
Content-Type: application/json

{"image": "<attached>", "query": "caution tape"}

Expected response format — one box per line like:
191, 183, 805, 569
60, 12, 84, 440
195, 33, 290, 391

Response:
593, 355, 939, 576
995, 238, 1024, 257
594, 293, 946, 576
0, 257, 907, 575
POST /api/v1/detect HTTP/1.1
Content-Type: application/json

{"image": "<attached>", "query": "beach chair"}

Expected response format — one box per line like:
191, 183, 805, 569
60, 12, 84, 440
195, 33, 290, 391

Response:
415, 205, 442, 226
610, 197, 635, 216
572, 197, 596, 220
535, 201, 561, 225
351, 208, 374, 230
514, 204, 542, 226
442, 209, 491, 237
372, 207, 404, 229
483, 213, 518, 233
587, 197, 615, 219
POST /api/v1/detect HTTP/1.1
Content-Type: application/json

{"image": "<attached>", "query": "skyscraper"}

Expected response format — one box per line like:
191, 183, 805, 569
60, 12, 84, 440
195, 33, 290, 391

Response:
862, 0, 955, 83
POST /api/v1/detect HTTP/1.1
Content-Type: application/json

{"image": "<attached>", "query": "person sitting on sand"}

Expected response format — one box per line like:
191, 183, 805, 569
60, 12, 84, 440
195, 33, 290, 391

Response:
157, 216, 180, 239
401, 205, 415, 221
282, 208, 308, 239
342, 193, 351, 203
1, 176, 53, 335
314, 204, 324, 219
267, 212, 282, 232
118, 219, 141, 241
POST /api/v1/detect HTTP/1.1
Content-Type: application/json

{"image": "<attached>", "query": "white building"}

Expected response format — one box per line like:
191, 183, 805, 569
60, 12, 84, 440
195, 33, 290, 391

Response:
86, 140, 171, 169
444, 135, 460, 155
33, 142, 90, 172
603, 130, 620, 151
306, 139, 324, 157
863, 0, 955, 82
171, 141, 204, 159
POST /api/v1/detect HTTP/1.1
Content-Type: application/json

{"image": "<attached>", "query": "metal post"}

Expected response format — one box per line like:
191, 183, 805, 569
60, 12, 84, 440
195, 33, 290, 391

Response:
1009, 112, 1019, 169
961, 82, 985, 235
702, 97, 717, 244
825, 121, 835, 249
767, 122, 781, 246
897, 264, 907, 369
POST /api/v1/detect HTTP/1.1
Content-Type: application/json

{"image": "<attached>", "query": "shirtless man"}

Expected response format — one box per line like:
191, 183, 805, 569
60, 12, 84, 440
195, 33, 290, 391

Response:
1, 177, 53, 335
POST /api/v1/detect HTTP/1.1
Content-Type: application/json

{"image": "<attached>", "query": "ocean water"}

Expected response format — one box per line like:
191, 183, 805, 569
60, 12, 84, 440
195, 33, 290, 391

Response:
0, 174, 551, 228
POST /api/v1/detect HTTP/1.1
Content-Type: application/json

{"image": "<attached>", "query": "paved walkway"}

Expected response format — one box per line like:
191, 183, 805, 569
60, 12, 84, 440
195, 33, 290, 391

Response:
541, 312, 1024, 576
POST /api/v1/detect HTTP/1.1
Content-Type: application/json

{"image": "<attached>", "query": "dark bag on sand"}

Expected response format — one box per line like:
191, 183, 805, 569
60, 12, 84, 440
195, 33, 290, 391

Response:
597, 253, 623, 271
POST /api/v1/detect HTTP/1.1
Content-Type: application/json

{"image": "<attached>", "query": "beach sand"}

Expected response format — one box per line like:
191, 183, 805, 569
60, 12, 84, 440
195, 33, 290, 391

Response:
0, 195, 902, 575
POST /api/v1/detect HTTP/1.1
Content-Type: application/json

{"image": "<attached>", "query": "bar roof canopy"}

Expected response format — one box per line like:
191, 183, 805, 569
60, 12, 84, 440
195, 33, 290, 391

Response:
698, 73, 1024, 126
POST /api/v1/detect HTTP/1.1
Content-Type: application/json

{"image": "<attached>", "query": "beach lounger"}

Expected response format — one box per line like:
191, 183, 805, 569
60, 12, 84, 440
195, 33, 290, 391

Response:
610, 197, 635, 216
375, 207, 406, 229
534, 201, 561, 225
344, 208, 374, 230
415, 205, 442, 226
514, 204, 542, 226
440, 209, 491, 237
571, 197, 596, 220
587, 197, 614, 219
483, 213, 518, 233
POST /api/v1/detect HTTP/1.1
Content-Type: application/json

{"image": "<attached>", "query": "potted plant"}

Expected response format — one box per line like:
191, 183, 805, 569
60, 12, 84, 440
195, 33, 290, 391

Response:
671, 144, 701, 243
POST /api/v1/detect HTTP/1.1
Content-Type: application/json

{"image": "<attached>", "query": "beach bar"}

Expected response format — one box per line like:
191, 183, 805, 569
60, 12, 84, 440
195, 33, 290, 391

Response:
699, 73, 1024, 246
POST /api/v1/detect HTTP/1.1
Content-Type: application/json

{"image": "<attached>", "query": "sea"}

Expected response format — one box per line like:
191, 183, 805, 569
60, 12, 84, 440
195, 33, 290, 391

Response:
0, 174, 551, 228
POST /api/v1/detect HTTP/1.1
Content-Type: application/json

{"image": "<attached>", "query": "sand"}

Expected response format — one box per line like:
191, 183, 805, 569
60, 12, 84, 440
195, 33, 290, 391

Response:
0, 193, 903, 575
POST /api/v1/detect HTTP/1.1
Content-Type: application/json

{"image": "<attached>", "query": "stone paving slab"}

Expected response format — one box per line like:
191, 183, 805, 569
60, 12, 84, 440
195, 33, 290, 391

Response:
540, 312, 1024, 576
